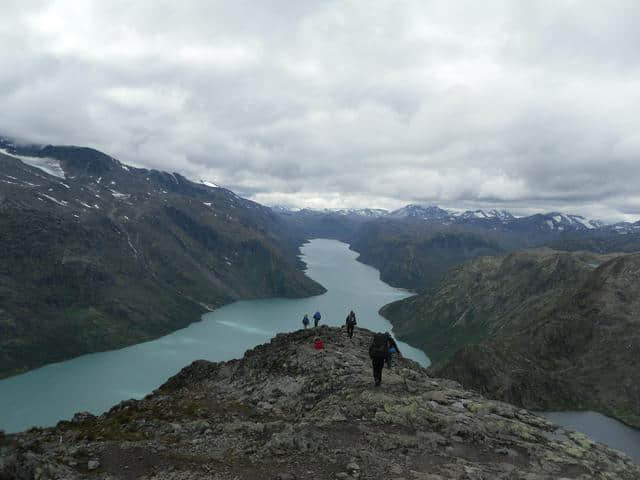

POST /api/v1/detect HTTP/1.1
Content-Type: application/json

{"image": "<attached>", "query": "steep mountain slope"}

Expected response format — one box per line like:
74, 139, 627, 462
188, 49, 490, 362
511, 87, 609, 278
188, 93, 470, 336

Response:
0, 144, 323, 378
349, 219, 505, 291
2, 327, 638, 479
381, 249, 640, 427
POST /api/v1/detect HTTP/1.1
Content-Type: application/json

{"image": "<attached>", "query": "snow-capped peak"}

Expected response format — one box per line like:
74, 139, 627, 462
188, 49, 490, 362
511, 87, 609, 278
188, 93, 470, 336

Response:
390, 204, 451, 220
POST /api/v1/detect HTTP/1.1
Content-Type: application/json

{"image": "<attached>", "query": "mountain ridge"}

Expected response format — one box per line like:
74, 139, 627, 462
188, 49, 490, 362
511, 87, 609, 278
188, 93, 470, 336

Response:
380, 248, 640, 427
2, 326, 638, 479
0, 140, 324, 378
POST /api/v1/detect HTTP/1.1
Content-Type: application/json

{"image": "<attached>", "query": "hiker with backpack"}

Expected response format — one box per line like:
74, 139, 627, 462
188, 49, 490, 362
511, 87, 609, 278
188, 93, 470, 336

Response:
385, 332, 401, 368
345, 310, 357, 338
369, 332, 390, 386
302, 314, 310, 329
313, 311, 321, 327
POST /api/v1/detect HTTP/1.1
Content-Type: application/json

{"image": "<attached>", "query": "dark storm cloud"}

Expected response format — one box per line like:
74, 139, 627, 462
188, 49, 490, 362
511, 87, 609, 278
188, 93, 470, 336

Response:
1, 0, 639, 221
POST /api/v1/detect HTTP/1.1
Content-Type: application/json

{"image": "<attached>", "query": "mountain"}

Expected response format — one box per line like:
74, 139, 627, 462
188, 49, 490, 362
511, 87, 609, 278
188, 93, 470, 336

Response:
280, 202, 614, 235
605, 221, 640, 235
275, 203, 637, 296
381, 249, 640, 427
349, 219, 505, 291
2, 326, 638, 479
273, 207, 373, 242
0, 141, 324, 378
389, 204, 452, 221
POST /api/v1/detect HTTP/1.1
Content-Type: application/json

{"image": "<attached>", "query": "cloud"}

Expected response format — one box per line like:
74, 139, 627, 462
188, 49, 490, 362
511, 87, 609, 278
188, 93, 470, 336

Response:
0, 0, 639, 221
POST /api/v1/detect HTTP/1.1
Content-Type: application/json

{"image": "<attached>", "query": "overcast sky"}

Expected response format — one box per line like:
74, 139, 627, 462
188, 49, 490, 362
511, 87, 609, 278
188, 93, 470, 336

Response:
1, 1, 639, 221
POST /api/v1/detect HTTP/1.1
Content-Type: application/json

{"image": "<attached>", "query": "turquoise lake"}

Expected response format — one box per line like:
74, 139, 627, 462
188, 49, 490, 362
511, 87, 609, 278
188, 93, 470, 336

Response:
1, 238, 639, 463
0, 239, 427, 433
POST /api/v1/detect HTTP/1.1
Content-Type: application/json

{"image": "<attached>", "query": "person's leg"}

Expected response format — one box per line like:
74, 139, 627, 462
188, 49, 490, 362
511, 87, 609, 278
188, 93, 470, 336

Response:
372, 358, 384, 385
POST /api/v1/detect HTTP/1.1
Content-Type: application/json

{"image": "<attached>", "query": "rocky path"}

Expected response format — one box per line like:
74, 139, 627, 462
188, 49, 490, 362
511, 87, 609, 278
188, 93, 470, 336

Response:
1, 326, 638, 479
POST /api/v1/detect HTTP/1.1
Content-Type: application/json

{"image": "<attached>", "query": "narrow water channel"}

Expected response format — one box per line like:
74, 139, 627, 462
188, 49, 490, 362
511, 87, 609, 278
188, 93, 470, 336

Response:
2, 239, 639, 465
0, 239, 427, 433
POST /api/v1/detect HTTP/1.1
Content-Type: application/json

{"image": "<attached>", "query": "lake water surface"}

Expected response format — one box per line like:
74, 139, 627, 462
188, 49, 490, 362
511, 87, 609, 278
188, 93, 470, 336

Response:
541, 411, 640, 463
0, 239, 427, 433
2, 239, 640, 464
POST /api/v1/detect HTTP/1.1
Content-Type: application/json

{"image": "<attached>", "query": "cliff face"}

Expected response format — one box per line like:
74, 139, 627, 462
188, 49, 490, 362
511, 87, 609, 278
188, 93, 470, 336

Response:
2, 327, 638, 479
381, 248, 640, 427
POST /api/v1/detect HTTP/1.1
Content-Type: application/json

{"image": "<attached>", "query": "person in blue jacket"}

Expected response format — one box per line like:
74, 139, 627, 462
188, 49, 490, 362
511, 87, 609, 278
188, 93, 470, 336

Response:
302, 314, 310, 329
385, 332, 401, 367
313, 311, 321, 327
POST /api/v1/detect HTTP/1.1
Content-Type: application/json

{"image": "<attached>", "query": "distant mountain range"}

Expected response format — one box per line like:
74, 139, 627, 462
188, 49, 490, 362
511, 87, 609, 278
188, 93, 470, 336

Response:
0, 136, 323, 378
274, 203, 639, 235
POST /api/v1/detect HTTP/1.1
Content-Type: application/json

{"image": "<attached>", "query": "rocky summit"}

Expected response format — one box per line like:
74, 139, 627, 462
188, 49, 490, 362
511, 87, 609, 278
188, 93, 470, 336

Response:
1, 327, 638, 480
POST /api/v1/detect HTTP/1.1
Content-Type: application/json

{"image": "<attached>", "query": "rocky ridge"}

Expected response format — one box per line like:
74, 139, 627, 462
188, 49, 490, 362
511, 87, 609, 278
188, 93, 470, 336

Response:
381, 249, 640, 427
1, 327, 638, 479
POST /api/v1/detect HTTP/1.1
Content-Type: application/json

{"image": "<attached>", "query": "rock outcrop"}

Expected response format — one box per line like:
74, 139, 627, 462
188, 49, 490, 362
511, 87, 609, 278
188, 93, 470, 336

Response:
1, 327, 638, 479
381, 249, 640, 427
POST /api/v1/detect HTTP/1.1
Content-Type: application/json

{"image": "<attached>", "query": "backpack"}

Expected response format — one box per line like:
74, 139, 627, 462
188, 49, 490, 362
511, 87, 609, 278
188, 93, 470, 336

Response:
369, 333, 389, 358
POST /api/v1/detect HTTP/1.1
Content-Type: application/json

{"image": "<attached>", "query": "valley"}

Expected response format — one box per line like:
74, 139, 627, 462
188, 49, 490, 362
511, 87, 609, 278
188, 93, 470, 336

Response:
0, 142, 323, 378
3, 136, 640, 465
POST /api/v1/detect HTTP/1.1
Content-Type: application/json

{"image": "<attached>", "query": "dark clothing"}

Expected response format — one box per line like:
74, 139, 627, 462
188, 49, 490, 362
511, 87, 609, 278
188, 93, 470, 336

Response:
302, 315, 310, 328
372, 357, 385, 386
313, 311, 321, 327
345, 311, 357, 338
346, 323, 355, 338
370, 332, 391, 385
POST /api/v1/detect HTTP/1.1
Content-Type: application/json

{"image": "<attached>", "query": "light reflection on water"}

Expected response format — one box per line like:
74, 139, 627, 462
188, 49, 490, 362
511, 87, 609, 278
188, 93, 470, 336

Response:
0, 239, 428, 433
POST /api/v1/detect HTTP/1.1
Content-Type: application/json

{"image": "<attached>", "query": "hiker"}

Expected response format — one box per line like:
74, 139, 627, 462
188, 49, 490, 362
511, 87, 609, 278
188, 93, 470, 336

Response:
313, 337, 324, 350
369, 332, 389, 386
302, 314, 310, 329
345, 310, 357, 338
385, 332, 401, 368
313, 311, 321, 327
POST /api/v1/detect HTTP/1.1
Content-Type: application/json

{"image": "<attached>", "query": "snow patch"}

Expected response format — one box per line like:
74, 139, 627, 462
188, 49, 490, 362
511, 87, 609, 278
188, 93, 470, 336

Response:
40, 194, 68, 207
203, 202, 212, 207
572, 216, 596, 229
200, 179, 219, 188
0, 148, 66, 179
110, 190, 130, 199
76, 199, 94, 209
121, 165, 130, 171
546, 220, 554, 229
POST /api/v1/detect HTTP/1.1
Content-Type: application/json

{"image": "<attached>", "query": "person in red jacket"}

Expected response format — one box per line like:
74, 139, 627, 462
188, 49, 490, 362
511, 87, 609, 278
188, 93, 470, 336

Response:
313, 337, 325, 350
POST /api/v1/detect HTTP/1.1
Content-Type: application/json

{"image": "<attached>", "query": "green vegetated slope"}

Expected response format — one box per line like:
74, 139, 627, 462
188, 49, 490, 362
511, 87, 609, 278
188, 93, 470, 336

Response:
349, 219, 506, 292
0, 147, 323, 378
381, 248, 640, 427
